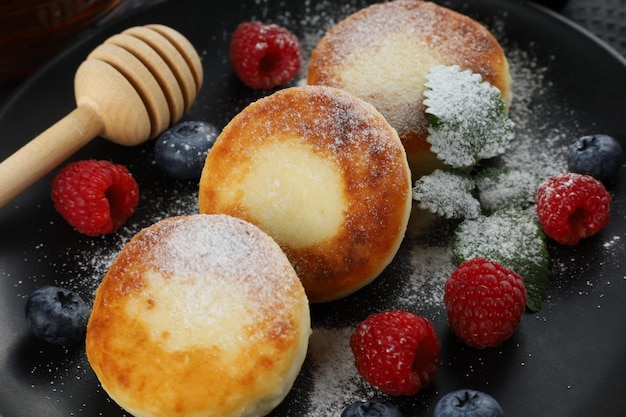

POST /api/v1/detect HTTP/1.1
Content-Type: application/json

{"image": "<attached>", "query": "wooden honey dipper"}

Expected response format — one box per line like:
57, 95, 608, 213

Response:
0, 24, 203, 208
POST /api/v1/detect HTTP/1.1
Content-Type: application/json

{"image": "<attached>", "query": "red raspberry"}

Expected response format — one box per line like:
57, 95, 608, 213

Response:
51, 160, 139, 236
536, 172, 611, 245
229, 21, 301, 90
349, 310, 440, 396
444, 258, 527, 349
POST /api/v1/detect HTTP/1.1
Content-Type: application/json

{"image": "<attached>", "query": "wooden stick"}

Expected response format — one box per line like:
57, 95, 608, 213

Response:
0, 105, 104, 208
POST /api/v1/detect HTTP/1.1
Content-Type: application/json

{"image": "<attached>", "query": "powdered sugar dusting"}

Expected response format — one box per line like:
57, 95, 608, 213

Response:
453, 210, 546, 270
110, 214, 304, 352
424, 65, 515, 168
397, 244, 455, 310
307, 327, 374, 414
501, 46, 571, 178
138, 214, 299, 314
476, 168, 541, 213
413, 169, 481, 219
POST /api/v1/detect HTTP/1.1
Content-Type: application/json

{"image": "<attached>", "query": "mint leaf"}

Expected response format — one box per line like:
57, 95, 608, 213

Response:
412, 169, 480, 219
424, 65, 515, 168
475, 167, 542, 214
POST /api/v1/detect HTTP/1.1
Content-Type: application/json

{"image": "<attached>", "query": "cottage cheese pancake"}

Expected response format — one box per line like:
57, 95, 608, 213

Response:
307, 0, 512, 178
86, 214, 310, 417
198, 85, 412, 302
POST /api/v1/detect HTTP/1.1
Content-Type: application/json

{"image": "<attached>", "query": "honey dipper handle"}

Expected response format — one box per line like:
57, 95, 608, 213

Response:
0, 105, 104, 208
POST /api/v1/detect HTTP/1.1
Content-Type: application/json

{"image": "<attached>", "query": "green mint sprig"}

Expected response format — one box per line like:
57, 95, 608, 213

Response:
424, 65, 515, 168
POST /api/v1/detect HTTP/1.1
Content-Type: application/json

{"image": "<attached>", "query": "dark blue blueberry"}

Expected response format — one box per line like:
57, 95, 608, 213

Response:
24, 286, 90, 346
567, 134, 623, 184
433, 389, 504, 417
341, 399, 403, 417
154, 120, 219, 180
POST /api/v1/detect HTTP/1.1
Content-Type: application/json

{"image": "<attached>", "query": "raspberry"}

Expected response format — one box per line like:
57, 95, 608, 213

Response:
229, 21, 301, 90
444, 258, 527, 349
349, 310, 440, 396
535, 172, 611, 245
51, 160, 139, 236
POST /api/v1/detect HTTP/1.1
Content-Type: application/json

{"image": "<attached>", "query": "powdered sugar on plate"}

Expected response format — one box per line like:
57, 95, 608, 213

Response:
307, 327, 375, 414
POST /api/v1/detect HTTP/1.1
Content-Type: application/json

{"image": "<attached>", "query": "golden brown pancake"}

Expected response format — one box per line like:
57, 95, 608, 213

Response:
307, 0, 512, 178
86, 214, 310, 417
198, 85, 412, 303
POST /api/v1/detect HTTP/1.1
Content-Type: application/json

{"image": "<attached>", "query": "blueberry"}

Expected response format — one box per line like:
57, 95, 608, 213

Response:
341, 399, 403, 417
24, 286, 90, 346
154, 120, 219, 180
433, 389, 504, 417
567, 134, 623, 184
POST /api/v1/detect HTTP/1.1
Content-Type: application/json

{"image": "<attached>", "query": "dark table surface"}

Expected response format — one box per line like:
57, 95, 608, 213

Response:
562, 0, 626, 56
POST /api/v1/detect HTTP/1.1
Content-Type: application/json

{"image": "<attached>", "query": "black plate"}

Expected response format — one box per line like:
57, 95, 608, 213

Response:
1, 0, 625, 416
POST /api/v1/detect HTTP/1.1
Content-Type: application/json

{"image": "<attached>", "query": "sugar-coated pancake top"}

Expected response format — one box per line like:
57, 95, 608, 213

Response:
199, 85, 412, 302
86, 214, 310, 417
307, 0, 511, 156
